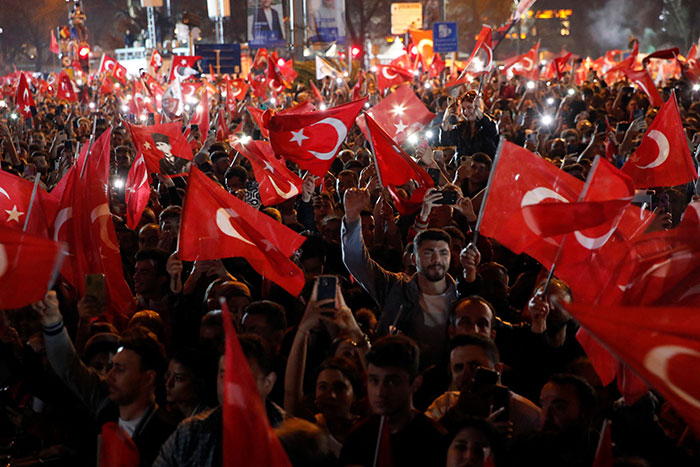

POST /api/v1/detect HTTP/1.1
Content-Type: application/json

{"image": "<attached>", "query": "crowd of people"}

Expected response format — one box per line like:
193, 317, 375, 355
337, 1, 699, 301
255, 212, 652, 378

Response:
0, 39, 699, 467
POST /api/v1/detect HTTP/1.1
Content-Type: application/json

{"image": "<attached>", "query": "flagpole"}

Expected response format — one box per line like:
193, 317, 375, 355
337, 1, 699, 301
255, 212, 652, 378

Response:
22, 174, 41, 232
372, 415, 387, 467
363, 112, 384, 188
471, 136, 505, 246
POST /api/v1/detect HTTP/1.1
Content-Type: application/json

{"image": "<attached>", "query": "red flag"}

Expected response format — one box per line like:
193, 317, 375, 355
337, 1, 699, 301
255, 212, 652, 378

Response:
605, 42, 638, 76
267, 97, 367, 176
267, 56, 291, 89
446, 26, 493, 88
365, 113, 434, 215
352, 71, 365, 99
248, 73, 268, 99
356, 84, 435, 144
429, 53, 445, 78
376, 65, 414, 91
179, 167, 305, 295
216, 108, 229, 142
0, 226, 64, 309
390, 51, 414, 71
235, 140, 302, 206
567, 302, 700, 436
480, 142, 583, 263
143, 74, 164, 100
679, 44, 700, 82
642, 47, 679, 67
622, 68, 663, 107
374, 417, 393, 467
54, 130, 134, 316
15, 72, 34, 118
278, 100, 315, 116
99, 422, 140, 467
190, 91, 210, 137
160, 79, 184, 120
128, 122, 194, 175
503, 42, 539, 80
409, 29, 434, 69
252, 48, 269, 71
309, 80, 324, 104
621, 94, 696, 188
56, 71, 77, 102
592, 420, 613, 467
220, 300, 292, 467
226, 78, 248, 102
125, 154, 151, 230
150, 49, 163, 72
168, 55, 202, 82
0, 171, 52, 237
50, 30, 60, 55
247, 105, 269, 139
98, 54, 128, 84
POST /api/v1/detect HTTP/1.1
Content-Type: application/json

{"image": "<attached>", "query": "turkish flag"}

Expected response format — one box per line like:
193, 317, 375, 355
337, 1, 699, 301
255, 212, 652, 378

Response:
592, 420, 613, 467
130, 79, 154, 116
605, 42, 638, 77
248, 73, 267, 99
98, 54, 127, 84
226, 77, 248, 103
15, 72, 34, 118
0, 226, 64, 310
409, 29, 434, 69
621, 93, 696, 188
50, 30, 60, 54
99, 422, 140, 467
235, 140, 302, 206
390, 51, 414, 71
429, 53, 445, 78
679, 44, 700, 82
567, 302, 700, 436
161, 79, 184, 120
53, 130, 134, 316
252, 48, 269, 71
366, 113, 433, 215
190, 91, 210, 137
356, 84, 435, 144
0, 171, 52, 237
446, 26, 493, 88
504, 42, 539, 80
179, 167, 305, 296
143, 74, 164, 100
125, 154, 151, 230
352, 71, 365, 99
150, 49, 163, 72
522, 158, 634, 238
128, 121, 193, 175
267, 56, 291, 90
277, 100, 315, 116
216, 108, 229, 142
622, 68, 663, 107
267, 97, 367, 176
247, 105, 269, 139
480, 142, 583, 264
168, 55, 202, 82
220, 300, 292, 467
376, 65, 414, 91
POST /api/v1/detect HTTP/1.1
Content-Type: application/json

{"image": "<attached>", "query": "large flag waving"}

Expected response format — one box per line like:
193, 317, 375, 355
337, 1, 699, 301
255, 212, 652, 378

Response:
179, 167, 305, 296
446, 26, 493, 88
356, 84, 435, 144
220, 300, 292, 467
376, 65, 414, 91
622, 68, 663, 107
621, 94, 696, 188
234, 140, 303, 206
503, 42, 539, 80
409, 29, 434, 69
567, 302, 700, 436
128, 121, 193, 175
268, 97, 367, 176
98, 54, 128, 84
0, 226, 64, 309
15, 72, 35, 118
0, 171, 52, 237
168, 55, 202, 82
125, 154, 151, 230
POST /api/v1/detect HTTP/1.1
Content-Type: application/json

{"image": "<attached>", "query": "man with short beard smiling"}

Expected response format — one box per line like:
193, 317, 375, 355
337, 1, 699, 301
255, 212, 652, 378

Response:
342, 188, 478, 368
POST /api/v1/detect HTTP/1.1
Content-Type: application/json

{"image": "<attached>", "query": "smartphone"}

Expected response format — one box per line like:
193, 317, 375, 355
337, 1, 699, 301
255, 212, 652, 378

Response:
427, 168, 441, 187
436, 190, 458, 205
316, 275, 337, 309
655, 193, 670, 213
85, 273, 106, 309
632, 108, 644, 120
472, 367, 500, 392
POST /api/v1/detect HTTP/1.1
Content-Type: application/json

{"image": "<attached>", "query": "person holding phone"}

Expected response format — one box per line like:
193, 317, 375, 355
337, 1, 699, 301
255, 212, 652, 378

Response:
439, 90, 499, 159
427, 334, 542, 438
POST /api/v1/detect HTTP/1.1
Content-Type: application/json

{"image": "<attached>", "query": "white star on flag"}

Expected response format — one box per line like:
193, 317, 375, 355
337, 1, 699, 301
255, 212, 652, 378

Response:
143, 141, 151, 150
23, 105, 30, 113
181, 59, 187, 65
5, 205, 24, 223
394, 120, 408, 133
290, 129, 309, 147
264, 161, 275, 173
261, 239, 275, 251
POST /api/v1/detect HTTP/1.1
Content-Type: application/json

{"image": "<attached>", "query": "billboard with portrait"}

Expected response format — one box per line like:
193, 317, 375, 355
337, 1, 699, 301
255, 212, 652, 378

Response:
248, 0, 287, 48
306, 0, 346, 45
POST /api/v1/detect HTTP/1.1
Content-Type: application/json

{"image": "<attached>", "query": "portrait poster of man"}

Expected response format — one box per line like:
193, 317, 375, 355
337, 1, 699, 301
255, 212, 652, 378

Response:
306, 0, 346, 44
151, 133, 191, 175
248, 0, 287, 48
128, 121, 194, 176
